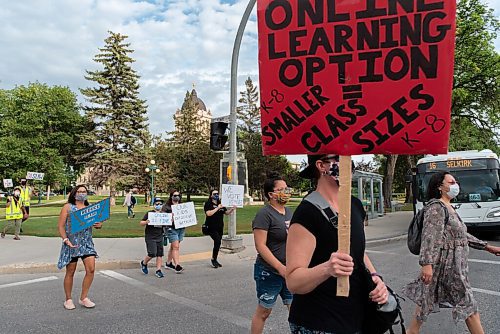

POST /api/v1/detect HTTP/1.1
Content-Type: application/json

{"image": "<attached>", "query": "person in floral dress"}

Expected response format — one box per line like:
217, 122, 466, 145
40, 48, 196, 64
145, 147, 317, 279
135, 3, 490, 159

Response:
404, 172, 500, 334
57, 185, 102, 310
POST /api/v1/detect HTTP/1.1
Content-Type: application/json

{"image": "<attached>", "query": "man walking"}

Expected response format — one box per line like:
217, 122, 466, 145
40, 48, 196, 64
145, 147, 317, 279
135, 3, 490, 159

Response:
2, 186, 27, 240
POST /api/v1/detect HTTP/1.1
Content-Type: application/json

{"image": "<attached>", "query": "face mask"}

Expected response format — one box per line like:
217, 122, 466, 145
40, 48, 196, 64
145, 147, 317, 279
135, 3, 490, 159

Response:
446, 184, 460, 199
274, 191, 291, 205
75, 194, 88, 202
212, 194, 219, 201
21, 182, 26, 186
154, 204, 162, 211
172, 195, 180, 202
13, 191, 20, 197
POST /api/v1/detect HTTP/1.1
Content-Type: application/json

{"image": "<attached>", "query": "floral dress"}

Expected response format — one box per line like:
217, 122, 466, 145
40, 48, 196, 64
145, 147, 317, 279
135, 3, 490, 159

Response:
57, 204, 98, 269
403, 199, 487, 322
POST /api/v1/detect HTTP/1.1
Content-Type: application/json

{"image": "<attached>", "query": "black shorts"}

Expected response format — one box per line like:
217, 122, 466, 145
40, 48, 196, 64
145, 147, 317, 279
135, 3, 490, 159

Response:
24, 207, 30, 215
70, 254, 95, 263
146, 239, 164, 258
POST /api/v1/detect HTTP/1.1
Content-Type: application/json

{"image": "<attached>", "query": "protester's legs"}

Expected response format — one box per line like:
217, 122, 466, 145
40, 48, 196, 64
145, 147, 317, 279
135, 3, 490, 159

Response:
64, 262, 77, 300
465, 312, 485, 334
2, 220, 15, 235
14, 219, 21, 237
127, 206, 133, 217
22, 206, 30, 222
80, 255, 96, 301
170, 240, 180, 265
209, 229, 222, 260
407, 306, 423, 334
251, 305, 272, 334
155, 240, 164, 270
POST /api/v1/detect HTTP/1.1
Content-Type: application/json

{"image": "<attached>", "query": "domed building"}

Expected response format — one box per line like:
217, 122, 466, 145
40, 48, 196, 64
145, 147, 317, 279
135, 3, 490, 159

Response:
174, 87, 212, 137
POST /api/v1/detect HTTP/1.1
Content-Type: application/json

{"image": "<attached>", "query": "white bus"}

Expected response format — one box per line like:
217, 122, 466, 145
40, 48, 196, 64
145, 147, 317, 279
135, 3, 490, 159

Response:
414, 150, 500, 233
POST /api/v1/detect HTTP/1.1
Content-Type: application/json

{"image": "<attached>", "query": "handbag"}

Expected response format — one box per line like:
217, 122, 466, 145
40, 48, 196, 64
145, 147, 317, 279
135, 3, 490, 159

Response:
362, 268, 406, 334
201, 224, 209, 235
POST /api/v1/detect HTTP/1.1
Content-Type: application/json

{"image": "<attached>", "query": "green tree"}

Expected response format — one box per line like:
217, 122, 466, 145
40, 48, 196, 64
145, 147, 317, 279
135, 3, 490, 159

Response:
0, 83, 89, 192
80, 31, 150, 202
237, 77, 260, 133
383, 0, 500, 207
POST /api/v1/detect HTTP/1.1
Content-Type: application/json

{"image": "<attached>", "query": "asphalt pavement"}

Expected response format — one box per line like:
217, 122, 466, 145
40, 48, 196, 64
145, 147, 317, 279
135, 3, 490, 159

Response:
0, 211, 412, 274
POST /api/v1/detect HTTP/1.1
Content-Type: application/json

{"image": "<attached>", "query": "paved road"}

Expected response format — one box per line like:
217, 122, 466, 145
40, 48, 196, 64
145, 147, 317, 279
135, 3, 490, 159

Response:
0, 236, 498, 334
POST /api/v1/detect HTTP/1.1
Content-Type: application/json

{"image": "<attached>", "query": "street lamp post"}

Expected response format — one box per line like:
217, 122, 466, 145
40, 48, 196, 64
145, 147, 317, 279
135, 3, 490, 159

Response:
145, 159, 160, 206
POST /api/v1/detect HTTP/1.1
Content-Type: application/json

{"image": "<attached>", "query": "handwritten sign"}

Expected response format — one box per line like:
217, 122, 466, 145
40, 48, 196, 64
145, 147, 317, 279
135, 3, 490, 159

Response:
70, 198, 110, 234
26, 172, 44, 180
3, 179, 13, 188
171, 202, 197, 228
221, 184, 244, 208
147, 212, 172, 226
257, 0, 455, 155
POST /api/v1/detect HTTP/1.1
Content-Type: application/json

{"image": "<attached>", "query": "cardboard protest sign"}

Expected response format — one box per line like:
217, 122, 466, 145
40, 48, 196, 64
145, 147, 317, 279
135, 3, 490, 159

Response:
171, 202, 197, 228
221, 184, 245, 208
257, 0, 455, 155
147, 212, 172, 226
26, 172, 44, 180
3, 179, 13, 188
70, 198, 110, 234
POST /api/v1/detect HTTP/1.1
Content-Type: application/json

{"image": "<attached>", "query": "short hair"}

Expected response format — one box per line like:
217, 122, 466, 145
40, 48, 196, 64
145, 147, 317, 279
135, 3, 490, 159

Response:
427, 171, 450, 200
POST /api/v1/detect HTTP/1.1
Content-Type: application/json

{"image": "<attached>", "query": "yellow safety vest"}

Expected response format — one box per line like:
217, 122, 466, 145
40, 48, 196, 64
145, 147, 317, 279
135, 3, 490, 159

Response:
6, 197, 23, 220
20, 186, 31, 207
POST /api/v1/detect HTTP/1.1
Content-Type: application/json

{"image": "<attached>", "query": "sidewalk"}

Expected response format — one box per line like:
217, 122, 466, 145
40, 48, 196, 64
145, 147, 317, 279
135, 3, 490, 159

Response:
0, 211, 412, 274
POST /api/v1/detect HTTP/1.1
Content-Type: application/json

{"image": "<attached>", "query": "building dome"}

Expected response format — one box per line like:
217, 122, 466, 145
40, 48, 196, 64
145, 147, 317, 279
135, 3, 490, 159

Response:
182, 89, 207, 112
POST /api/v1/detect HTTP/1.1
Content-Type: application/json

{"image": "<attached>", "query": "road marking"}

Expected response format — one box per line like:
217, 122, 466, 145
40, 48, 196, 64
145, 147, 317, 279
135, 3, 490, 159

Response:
0, 276, 58, 289
472, 288, 500, 297
469, 259, 500, 265
100, 270, 251, 330
365, 250, 399, 256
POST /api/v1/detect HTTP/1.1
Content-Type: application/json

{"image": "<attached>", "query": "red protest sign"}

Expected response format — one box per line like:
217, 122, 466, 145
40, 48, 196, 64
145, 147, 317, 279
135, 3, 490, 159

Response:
257, 0, 456, 155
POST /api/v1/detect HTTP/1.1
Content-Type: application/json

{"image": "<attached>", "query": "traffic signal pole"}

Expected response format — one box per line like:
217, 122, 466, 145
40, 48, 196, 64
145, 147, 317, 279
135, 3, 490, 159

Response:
223, 0, 256, 252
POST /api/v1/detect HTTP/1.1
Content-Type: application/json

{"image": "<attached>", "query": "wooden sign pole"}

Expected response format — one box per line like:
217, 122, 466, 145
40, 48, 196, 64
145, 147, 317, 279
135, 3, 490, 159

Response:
336, 155, 352, 297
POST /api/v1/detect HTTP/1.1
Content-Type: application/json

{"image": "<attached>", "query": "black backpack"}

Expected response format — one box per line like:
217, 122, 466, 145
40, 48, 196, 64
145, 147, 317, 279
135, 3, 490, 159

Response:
131, 195, 137, 206
407, 200, 449, 255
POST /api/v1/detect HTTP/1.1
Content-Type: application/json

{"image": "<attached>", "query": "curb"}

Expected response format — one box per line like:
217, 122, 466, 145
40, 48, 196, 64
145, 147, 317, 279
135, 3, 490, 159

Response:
366, 234, 407, 247
0, 251, 213, 275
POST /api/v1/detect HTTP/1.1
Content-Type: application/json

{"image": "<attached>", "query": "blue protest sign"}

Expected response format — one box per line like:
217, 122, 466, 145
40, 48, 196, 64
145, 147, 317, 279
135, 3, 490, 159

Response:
70, 198, 111, 234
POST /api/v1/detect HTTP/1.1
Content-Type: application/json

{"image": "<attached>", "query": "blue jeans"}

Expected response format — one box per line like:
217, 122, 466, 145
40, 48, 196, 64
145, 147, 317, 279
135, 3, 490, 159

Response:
254, 261, 292, 309
166, 227, 185, 243
127, 205, 134, 217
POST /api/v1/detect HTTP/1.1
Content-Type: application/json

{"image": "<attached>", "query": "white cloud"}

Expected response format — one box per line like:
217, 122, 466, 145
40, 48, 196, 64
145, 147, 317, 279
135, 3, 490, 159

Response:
0, 0, 258, 137
0, 0, 498, 147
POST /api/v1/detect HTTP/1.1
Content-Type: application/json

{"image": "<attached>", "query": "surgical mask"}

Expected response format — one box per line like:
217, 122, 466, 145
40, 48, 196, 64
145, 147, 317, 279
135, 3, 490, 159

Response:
154, 204, 162, 211
13, 191, 20, 197
274, 191, 291, 205
446, 184, 460, 199
212, 194, 219, 201
75, 194, 88, 201
172, 195, 180, 202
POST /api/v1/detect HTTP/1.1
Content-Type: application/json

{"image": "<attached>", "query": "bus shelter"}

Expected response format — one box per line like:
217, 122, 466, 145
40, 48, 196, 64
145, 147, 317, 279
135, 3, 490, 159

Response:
352, 171, 384, 220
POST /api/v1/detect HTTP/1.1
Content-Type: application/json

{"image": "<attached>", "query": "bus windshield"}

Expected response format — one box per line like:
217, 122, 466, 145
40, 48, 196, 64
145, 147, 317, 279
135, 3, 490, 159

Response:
417, 169, 500, 203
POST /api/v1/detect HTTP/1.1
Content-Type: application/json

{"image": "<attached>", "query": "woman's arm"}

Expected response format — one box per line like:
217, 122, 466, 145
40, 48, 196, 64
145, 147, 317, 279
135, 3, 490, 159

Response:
364, 253, 388, 304
205, 204, 221, 217
254, 229, 286, 277
466, 232, 487, 250
58, 204, 77, 248
224, 206, 236, 215
286, 223, 353, 294
419, 204, 446, 266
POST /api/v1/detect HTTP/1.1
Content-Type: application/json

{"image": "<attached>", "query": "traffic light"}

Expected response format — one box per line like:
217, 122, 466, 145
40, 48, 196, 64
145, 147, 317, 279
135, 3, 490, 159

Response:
210, 121, 228, 151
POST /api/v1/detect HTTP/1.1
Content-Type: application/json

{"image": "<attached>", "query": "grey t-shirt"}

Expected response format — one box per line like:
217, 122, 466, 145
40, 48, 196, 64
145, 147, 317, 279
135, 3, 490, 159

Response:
252, 204, 293, 273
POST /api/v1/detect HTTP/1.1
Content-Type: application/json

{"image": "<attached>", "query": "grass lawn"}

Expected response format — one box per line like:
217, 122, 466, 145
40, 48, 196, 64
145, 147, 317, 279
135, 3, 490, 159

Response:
7, 196, 301, 238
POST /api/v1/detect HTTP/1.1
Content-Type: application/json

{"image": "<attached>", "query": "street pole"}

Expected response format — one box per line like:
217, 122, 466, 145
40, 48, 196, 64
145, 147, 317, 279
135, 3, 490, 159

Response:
224, 0, 256, 252
151, 173, 154, 205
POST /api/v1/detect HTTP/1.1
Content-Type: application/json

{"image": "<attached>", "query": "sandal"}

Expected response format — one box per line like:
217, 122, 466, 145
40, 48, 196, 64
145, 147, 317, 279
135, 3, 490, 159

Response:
1, 232, 5, 238
13, 236, 20, 240
64, 299, 76, 310
79, 297, 95, 308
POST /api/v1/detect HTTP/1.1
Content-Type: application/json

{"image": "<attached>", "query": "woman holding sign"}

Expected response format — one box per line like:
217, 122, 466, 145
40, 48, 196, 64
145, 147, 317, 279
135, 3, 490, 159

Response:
162, 190, 185, 274
57, 185, 102, 310
203, 189, 236, 268
286, 155, 388, 334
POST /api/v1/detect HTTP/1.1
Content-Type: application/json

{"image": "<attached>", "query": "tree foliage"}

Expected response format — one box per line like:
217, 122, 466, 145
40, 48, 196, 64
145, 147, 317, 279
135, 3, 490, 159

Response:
80, 31, 150, 197
0, 83, 89, 189
237, 77, 260, 133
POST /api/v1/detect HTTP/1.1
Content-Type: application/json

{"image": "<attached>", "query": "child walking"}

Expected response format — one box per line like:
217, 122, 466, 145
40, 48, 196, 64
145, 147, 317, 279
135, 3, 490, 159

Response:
139, 197, 166, 278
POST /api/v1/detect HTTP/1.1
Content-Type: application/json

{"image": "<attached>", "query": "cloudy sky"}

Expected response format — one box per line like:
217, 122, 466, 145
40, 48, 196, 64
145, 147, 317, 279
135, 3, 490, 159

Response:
1, 0, 499, 163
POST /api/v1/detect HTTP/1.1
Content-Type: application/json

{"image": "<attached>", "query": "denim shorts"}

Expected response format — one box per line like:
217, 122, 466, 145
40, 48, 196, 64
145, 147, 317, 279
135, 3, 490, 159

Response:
254, 261, 292, 309
166, 227, 185, 243
289, 323, 362, 334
